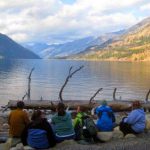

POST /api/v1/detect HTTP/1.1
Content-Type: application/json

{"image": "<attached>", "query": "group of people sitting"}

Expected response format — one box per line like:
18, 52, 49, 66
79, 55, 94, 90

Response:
8, 100, 146, 149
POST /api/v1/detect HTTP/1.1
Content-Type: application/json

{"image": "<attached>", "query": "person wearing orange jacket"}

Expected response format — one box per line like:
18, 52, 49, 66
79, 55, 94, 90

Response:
8, 101, 30, 147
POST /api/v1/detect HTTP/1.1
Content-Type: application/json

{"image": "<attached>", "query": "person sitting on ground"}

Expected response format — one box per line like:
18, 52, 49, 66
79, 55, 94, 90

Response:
52, 102, 75, 142
73, 105, 98, 142
73, 105, 87, 140
95, 100, 116, 132
119, 100, 146, 136
8, 101, 30, 147
21, 110, 56, 149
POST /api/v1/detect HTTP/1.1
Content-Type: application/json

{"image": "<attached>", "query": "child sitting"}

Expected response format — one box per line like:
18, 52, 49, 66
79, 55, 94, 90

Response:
74, 105, 98, 142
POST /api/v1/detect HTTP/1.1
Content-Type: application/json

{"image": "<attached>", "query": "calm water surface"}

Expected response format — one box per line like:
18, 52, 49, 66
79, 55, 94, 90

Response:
0, 59, 150, 105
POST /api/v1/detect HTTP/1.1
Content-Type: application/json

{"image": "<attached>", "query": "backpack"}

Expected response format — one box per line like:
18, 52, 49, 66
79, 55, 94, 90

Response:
98, 111, 115, 122
74, 115, 97, 140
82, 116, 98, 137
97, 110, 114, 131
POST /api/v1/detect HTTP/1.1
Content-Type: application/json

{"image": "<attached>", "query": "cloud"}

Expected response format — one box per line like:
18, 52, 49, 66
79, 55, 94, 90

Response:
10, 33, 29, 42
140, 2, 150, 11
0, 0, 149, 43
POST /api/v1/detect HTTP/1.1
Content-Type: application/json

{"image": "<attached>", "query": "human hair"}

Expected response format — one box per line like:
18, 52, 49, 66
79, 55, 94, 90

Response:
31, 110, 42, 121
17, 101, 25, 109
57, 103, 66, 116
77, 105, 86, 112
132, 100, 141, 109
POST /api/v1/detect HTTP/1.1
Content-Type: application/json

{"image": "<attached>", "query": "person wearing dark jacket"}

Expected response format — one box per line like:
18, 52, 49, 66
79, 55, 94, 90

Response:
21, 110, 56, 149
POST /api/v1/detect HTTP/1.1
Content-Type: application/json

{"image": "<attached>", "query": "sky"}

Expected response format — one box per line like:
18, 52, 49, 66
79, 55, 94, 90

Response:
0, 0, 150, 44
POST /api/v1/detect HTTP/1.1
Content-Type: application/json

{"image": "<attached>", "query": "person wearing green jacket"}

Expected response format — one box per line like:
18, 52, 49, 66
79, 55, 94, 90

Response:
73, 106, 87, 140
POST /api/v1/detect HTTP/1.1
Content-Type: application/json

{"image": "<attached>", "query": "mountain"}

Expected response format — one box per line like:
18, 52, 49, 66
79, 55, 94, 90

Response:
23, 37, 97, 58
0, 33, 40, 59
41, 37, 97, 58
78, 17, 150, 61
77, 30, 125, 55
23, 31, 124, 59
42, 31, 125, 58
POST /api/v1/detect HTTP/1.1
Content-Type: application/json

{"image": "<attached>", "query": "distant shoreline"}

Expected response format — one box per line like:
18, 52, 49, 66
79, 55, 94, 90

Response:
67, 58, 150, 62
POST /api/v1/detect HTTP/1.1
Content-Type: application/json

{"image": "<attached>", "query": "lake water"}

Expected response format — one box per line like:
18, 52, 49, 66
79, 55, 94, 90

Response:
0, 59, 150, 105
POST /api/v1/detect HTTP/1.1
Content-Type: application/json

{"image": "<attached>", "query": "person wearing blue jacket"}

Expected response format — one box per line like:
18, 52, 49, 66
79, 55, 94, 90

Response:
21, 110, 56, 149
119, 100, 146, 136
95, 100, 115, 131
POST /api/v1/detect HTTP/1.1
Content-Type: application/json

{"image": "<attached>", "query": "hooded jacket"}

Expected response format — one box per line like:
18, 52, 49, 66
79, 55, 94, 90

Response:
96, 105, 115, 131
73, 112, 87, 128
124, 108, 146, 133
21, 118, 56, 149
52, 112, 75, 137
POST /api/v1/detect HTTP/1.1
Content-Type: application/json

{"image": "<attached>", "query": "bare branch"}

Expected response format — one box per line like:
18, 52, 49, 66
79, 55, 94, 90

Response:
28, 68, 35, 79
113, 88, 117, 101
89, 88, 103, 104
40, 96, 43, 101
59, 66, 84, 103
51, 101, 54, 106
2, 105, 9, 112
145, 89, 150, 102
69, 66, 84, 78
69, 66, 73, 75
22, 92, 28, 101
27, 67, 35, 100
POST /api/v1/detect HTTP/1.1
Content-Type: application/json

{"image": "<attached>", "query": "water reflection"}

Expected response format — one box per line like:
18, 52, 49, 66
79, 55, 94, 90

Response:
86, 61, 150, 100
0, 59, 150, 105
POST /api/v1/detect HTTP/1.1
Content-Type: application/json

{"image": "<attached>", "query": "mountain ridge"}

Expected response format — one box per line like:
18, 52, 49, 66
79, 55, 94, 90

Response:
77, 17, 150, 61
23, 30, 124, 59
0, 33, 40, 59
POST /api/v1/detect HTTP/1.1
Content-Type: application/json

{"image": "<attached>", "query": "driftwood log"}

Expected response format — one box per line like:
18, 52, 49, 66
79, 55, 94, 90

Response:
7, 99, 148, 112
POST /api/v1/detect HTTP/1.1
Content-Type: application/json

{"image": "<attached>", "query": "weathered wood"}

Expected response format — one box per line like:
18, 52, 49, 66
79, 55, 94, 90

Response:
1, 105, 9, 113
22, 92, 28, 101
89, 88, 103, 104
7, 100, 137, 112
145, 89, 150, 102
59, 66, 84, 103
113, 88, 117, 101
27, 67, 35, 101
